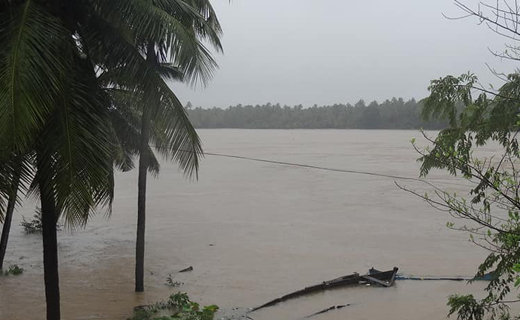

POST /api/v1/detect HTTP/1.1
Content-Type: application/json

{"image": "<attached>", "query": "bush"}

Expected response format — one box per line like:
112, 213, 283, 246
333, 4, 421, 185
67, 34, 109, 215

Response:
20, 210, 43, 234
20, 207, 61, 234
4, 265, 24, 276
128, 293, 218, 320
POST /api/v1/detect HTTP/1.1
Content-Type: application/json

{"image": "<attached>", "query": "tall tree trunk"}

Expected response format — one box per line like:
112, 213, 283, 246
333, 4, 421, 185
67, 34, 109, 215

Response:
37, 154, 61, 320
135, 106, 151, 292
0, 161, 21, 270
135, 43, 156, 293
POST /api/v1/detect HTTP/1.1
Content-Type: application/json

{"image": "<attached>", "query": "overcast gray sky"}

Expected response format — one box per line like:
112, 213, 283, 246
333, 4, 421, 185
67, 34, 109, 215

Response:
169, 0, 518, 108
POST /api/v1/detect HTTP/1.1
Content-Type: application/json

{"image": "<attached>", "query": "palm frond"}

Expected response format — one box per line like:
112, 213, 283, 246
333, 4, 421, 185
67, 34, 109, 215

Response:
35, 53, 115, 228
156, 63, 184, 81
151, 77, 203, 178
90, 0, 220, 87
107, 80, 201, 177
0, 151, 35, 222
155, 0, 223, 51
108, 89, 161, 175
0, 0, 70, 153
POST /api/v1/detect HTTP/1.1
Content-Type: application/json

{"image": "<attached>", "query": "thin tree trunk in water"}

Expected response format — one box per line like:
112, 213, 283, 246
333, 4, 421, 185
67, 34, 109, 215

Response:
0, 163, 21, 270
37, 155, 61, 320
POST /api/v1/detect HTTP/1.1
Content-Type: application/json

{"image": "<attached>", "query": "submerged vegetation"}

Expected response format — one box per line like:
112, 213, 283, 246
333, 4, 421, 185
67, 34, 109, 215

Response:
20, 213, 43, 234
3, 264, 24, 276
20, 208, 61, 234
128, 293, 218, 320
165, 274, 184, 287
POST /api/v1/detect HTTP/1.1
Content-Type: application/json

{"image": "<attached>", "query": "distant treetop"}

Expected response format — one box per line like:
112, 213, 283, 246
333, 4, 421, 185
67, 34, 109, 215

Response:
187, 98, 447, 129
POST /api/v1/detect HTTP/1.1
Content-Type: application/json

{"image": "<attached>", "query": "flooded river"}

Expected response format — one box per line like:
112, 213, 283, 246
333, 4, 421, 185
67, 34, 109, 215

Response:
0, 130, 493, 319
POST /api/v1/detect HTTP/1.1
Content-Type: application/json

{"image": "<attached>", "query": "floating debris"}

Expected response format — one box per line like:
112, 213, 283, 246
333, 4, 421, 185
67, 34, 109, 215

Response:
178, 266, 193, 273
302, 304, 352, 319
249, 267, 398, 312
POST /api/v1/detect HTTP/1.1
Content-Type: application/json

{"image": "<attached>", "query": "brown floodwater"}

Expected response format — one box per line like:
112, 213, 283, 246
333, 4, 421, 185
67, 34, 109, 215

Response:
0, 129, 502, 319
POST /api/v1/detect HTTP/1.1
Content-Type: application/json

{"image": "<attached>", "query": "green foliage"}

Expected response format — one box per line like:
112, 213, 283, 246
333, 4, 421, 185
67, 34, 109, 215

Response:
187, 98, 447, 130
405, 71, 520, 320
0, 0, 223, 227
20, 212, 42, 234
447, 294, 486, 320
20, 207, 62, 234
1, 0, 222, 318
3, 264, 24, 276
127, 293, 219, 320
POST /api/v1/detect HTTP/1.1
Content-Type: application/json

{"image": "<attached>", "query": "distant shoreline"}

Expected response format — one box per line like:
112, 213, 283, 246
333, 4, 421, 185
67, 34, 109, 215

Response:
194, 127, 439, 130
187, 98, 447, 130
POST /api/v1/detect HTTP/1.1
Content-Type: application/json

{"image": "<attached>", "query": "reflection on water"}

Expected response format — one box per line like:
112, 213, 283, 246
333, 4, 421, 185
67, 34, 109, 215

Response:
0, 130, 492, 319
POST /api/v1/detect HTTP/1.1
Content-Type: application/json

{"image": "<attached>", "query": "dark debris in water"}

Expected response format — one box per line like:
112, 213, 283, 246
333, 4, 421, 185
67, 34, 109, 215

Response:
216, 307, 251, 320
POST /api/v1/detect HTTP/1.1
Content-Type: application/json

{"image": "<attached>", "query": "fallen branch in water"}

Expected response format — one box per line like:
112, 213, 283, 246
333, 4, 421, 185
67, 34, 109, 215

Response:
249, 273, 359, 312
249, 267, 398, 313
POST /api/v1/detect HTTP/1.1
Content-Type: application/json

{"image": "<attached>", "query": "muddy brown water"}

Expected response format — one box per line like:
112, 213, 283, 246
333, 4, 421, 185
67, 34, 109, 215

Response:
0, 130, 501, 319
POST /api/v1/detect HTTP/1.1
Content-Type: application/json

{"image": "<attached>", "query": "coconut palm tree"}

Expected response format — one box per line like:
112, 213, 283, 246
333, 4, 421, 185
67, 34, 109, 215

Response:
1, 0, 221, 318
1, 5, 111, 318
95, 0, 223, 292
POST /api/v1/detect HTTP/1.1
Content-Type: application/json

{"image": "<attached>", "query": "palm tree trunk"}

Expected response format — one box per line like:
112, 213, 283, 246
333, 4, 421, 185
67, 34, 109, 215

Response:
135, 105, 151, 292
135, 43, 156, 293
37, 154, 61, 320
0, 161, 21, 270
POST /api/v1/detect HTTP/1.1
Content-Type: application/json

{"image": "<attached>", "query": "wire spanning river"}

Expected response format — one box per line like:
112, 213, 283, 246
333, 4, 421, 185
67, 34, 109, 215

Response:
0, 130, 493, 319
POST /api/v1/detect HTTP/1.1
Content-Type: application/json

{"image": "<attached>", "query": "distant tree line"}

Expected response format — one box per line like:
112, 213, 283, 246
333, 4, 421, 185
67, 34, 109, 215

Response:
187, 98, 448, 129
